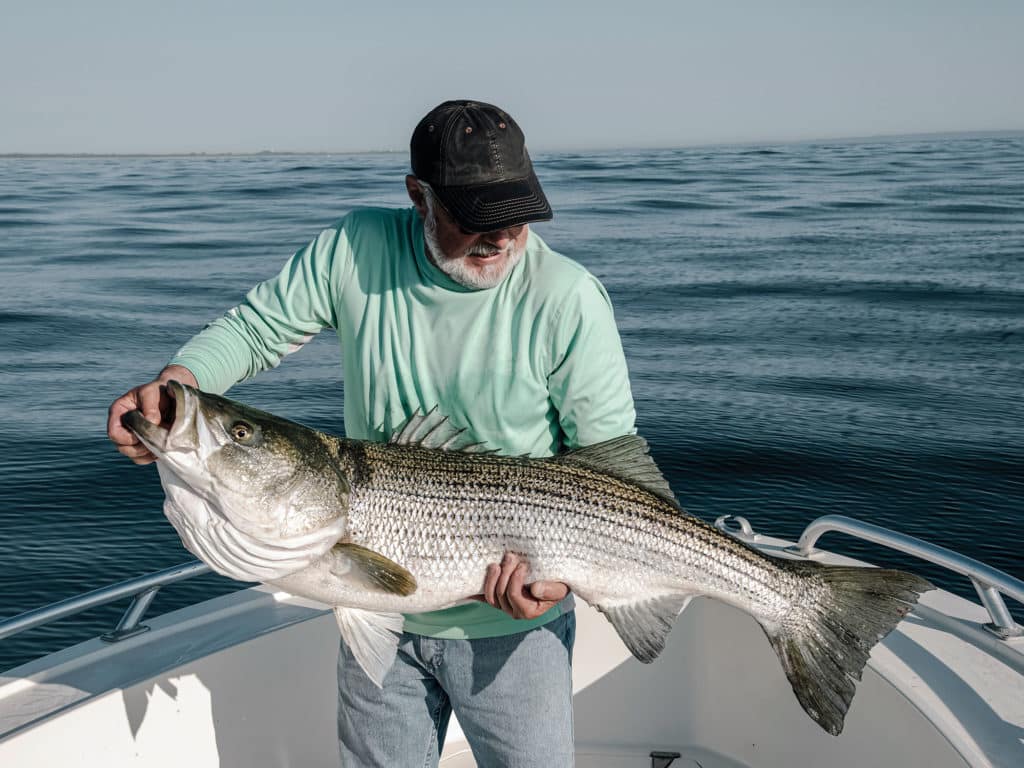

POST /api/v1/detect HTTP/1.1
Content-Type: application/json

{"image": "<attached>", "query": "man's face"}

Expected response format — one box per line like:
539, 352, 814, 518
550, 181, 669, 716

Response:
406, 176, 529, 290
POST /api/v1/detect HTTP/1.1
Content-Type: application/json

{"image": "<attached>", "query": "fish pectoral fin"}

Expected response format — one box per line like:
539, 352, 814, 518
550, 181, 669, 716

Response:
597, 593, 693, 663
334, 607, 405, 688
332, 543, 417, 596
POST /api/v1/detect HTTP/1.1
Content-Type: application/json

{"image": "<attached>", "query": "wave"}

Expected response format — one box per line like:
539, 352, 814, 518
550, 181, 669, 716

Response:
923, 203, 1023, 216
631, 198, 724, 211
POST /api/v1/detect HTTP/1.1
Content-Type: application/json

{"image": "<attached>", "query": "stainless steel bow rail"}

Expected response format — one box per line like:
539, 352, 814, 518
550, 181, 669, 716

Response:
0, 561, 211, 644
2, 514, 1022, 650
715, 513, 1024, 640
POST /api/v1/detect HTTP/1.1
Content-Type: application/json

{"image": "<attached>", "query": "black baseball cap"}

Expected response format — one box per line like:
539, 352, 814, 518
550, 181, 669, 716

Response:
410, 100, 553, 233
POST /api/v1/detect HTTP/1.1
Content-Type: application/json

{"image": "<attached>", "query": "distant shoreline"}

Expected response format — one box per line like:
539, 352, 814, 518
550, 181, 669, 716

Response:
2, 128, 1022, 159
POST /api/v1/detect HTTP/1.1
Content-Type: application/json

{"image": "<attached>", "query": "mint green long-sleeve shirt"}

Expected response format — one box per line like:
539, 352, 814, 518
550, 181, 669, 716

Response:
170, 206, 636, 638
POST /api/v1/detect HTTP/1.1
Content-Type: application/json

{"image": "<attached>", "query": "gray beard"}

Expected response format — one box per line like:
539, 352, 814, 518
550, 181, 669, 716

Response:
421, 206, 523, 290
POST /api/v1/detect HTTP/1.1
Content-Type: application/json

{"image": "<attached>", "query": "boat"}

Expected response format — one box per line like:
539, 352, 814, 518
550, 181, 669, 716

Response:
1, 514, 1022, 767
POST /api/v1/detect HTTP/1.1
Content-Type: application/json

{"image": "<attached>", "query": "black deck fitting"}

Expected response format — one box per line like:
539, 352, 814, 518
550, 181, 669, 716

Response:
651, 751, 682, 768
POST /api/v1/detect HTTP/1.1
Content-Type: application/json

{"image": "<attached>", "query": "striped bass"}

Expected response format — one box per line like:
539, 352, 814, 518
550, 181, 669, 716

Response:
123, 380, 932, 736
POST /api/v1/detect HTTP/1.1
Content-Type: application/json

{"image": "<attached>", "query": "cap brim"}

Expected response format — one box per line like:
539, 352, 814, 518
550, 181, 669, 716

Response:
434, 174, 553, 234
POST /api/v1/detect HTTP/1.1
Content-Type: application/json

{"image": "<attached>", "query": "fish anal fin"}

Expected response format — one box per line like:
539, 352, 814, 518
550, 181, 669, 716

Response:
332, 543, 417, 596
552, 435, 680, 509
598, 593, 693, 663
334, 607, 404, 687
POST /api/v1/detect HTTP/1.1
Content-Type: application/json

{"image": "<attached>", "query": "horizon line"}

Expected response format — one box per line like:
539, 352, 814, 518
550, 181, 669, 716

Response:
2, 127, 1022, 159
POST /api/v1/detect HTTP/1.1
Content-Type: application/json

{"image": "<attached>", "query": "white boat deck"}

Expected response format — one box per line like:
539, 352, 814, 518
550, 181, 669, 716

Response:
1, 532, 1022, 767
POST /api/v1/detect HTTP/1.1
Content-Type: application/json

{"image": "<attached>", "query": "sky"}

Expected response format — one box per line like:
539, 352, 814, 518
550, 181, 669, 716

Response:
2, 0, 1022, 154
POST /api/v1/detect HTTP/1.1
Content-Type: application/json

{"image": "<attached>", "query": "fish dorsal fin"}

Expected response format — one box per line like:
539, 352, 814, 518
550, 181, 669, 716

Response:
550, 435, 680, 508
332, 543, 417, 596
388, 407, 495, 453
597, 593, 693, 663
333, 607, 404, 687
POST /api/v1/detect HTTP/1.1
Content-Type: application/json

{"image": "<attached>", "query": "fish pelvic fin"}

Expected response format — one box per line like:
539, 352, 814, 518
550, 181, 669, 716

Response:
764, 561, 933, 736
597, 593, 694, 663
550, 435, 680, 510
332, 543, 417, 596
334, 607, 404, 687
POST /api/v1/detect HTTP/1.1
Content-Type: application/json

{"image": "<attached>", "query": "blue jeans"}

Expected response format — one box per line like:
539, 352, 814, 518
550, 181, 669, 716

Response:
337, 611, 575, 767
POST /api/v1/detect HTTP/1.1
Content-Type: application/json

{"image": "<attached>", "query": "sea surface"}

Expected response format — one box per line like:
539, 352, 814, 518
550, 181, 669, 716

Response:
1, 134, 1022, 672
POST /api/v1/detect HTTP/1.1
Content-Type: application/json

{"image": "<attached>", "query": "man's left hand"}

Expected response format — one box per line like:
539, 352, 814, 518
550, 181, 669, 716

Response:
478, 552, 570, 620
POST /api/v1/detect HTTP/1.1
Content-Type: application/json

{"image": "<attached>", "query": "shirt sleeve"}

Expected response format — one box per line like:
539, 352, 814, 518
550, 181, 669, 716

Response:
169, 225, 347, 394
546, 272, 637, 449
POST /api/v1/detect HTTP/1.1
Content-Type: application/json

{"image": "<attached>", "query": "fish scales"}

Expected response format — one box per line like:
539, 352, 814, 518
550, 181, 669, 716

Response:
344, 442, 797, 619
124, 381, 933, 736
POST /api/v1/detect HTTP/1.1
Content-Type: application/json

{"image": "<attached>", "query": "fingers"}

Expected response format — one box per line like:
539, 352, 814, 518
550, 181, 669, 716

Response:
108, 392, 156, 464
107, 379, 172, 465
480, 552, 571, 620
529, 580, 570, 603
507, 568, 569, 620
482, 562, 500, 607
481, 553, 519, 614
494, 553, 519, 615
505, 561, 530, 618
139, 379, 172, 427
107, 391, 142, 447
117, 442, 157, 465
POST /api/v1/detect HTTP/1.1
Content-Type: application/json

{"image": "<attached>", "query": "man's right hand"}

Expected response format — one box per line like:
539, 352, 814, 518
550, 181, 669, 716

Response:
107, 365, 198, 465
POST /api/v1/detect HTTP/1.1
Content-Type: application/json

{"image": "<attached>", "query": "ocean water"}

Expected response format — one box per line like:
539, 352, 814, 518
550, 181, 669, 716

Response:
1, 135, 1022, 672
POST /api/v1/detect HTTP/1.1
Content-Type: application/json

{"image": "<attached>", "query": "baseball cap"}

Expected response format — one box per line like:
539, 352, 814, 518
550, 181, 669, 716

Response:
410, 100, 553, 233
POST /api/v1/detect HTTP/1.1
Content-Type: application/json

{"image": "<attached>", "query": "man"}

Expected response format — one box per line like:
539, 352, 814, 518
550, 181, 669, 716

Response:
108, 100, 636, 767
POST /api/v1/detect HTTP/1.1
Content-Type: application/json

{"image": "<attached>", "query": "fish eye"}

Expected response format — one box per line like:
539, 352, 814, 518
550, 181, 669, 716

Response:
230, 421, 255, 443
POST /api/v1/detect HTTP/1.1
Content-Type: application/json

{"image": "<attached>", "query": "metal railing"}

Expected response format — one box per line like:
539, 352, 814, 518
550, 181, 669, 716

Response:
715, 513, 1024, 639
0, 561, 210, 644
4, 513, 1022, 647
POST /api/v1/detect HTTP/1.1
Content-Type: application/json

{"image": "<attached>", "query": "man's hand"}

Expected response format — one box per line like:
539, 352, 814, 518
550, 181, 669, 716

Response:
477, 552, 570, 620
107, 365, 199, 465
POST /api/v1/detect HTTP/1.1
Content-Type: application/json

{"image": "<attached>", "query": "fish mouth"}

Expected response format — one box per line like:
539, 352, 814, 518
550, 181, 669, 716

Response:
122, 380, 198, 457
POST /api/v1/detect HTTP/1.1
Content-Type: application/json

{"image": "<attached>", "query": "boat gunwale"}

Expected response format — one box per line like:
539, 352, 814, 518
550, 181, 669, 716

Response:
3, 513, 1023, 654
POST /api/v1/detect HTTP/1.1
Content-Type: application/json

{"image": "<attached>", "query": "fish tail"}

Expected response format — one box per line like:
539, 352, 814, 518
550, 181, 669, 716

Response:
762, 561, 932, 736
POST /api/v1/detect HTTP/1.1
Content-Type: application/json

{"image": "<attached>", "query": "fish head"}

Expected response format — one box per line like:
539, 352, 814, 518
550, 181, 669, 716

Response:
123, 380, 350, 542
